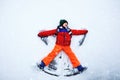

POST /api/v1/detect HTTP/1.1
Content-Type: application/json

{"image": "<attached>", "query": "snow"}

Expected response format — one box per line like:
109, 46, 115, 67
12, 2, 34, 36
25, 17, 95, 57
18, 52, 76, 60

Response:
0, 0, 120, 80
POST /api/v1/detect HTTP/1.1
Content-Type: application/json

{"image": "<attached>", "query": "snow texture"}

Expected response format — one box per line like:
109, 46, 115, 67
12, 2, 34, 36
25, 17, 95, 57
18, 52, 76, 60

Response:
0, 0, 120, 80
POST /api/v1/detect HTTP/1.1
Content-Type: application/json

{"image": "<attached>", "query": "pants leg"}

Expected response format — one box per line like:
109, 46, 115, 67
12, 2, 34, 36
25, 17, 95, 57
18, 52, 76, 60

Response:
63, 46, 81, 68
42, 45, 62, 66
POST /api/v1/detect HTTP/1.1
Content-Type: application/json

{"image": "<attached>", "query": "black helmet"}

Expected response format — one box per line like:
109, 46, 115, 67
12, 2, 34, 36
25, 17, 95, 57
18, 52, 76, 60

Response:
59, 19, 68, 26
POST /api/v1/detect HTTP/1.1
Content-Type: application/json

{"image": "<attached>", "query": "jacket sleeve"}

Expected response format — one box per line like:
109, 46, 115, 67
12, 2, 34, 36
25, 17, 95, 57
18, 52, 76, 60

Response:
71, 29, 88, 35
38, 29, 57, 37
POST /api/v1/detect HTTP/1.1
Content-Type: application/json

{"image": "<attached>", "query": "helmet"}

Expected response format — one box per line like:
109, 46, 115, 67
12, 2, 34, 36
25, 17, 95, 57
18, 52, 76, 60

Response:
59, 19, 68, 26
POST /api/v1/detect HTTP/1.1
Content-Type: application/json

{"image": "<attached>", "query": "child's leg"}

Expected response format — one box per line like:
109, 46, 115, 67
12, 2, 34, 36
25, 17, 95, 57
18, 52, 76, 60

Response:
42, 45, 62, 66
63, 46, 80, 68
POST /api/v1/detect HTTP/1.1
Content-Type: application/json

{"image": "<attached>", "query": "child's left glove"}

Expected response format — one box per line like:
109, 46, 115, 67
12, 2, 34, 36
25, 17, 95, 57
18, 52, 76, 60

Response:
79, 34, 86, 46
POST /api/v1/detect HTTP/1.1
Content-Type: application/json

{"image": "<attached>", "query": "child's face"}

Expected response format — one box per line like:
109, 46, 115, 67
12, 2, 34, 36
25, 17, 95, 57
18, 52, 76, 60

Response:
62, 22, 68, 27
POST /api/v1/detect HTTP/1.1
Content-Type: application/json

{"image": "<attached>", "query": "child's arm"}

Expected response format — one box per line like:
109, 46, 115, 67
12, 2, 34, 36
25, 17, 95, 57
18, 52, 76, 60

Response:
71, 29, 88, 35
38, 29, 57, 37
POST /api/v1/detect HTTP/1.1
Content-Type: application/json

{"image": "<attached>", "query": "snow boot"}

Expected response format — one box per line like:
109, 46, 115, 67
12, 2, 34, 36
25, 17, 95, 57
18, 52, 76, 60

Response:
76, 65, 87, 73
37, 61, 46, 70
64, 65, 87, 76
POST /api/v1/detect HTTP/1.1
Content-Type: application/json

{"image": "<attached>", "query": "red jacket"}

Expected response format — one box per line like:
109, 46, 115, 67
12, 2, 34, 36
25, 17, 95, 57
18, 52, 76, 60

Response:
38, 28, 88, 46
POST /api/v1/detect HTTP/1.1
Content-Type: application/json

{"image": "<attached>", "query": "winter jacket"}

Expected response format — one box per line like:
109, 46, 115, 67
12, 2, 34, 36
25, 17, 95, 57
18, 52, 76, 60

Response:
38, 27, 88, 46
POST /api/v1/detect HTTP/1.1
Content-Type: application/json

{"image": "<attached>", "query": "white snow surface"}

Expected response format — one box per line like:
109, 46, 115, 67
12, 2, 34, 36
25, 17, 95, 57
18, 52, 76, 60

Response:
0, 0, 120, 80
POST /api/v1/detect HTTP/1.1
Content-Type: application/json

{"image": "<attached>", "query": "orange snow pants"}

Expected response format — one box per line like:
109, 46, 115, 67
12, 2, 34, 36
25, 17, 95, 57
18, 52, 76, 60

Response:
42, 44, 80, 68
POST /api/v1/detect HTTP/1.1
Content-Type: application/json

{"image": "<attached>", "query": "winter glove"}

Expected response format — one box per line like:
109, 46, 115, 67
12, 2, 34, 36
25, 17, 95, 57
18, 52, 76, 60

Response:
41, 36, 48, 45
79, 34, 86, 46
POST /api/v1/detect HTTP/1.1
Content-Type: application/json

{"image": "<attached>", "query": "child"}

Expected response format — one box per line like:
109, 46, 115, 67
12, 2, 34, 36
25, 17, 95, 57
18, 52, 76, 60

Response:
37, 19, 88, 73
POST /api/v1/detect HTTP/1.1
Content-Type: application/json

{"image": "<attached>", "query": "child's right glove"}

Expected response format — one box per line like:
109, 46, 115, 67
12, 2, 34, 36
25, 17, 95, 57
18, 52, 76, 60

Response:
41, 36, 48, 45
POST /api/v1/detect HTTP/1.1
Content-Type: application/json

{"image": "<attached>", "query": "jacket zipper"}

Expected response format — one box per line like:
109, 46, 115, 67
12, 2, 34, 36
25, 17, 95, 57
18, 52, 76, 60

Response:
63, 33, 65, 45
